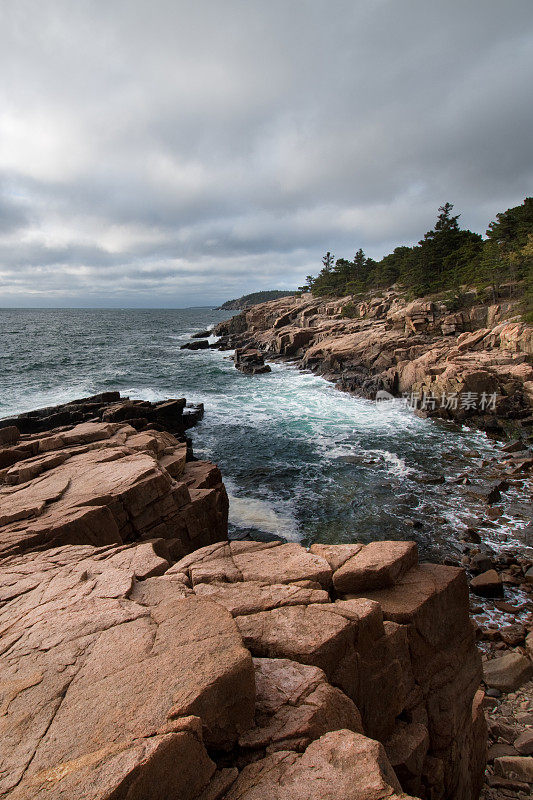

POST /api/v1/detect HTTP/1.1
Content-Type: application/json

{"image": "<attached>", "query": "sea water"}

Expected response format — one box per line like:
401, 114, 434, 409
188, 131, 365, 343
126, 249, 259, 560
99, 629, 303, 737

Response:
0, 307, 529, 560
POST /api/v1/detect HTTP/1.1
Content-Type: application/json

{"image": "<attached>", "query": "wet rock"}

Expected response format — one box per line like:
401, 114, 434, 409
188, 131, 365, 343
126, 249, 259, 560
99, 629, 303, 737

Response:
463, 527, 482, 543
499, 624, 527, 647
469, 484, 502, 505
234, 348, 272, 375
502, 439, 526, 453
470, 569, 504, 597
470, 553, 495, 573
180, 339, 210, 349
483, 652, 533, 691
192, 330, 212, 338
0, 392, 195, 436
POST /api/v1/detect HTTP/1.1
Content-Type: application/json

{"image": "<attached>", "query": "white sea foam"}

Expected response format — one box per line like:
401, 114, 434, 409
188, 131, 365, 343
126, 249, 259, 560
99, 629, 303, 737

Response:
228, 493, 299, 541
363, 449, 413, 477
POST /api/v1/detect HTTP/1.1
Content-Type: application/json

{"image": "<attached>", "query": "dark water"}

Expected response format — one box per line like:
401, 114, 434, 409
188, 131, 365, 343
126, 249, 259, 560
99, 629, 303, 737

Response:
0, 308, 528, 560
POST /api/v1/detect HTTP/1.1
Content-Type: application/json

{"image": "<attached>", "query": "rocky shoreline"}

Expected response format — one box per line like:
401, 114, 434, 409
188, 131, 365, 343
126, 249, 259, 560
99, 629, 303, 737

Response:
212, 291, 533, 438
0, 391, 531, 798
209, 292, 533, 797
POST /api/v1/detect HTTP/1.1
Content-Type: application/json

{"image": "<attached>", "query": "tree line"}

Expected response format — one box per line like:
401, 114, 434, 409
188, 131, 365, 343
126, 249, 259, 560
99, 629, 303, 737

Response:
299, 198, 533, 319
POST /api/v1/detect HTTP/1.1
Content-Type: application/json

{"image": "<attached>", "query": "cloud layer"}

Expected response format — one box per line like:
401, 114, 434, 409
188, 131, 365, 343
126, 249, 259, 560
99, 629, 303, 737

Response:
1, 0, 532, 306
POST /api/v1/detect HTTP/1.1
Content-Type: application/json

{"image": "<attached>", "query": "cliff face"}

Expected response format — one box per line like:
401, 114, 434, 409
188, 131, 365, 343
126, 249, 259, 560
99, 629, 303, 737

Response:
0, 394, 228, 560
214, 291, 533, 435
0, 394, 488, 800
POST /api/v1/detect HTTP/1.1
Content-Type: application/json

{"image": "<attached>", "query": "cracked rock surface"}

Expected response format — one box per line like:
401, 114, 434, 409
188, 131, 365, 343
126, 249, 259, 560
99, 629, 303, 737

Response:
0, 403, 488, 799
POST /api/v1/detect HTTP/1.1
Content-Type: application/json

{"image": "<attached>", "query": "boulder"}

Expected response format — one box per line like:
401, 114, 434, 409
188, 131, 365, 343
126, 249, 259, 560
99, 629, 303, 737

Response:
469, 553, 495, 573
238, 658, 363, 753
470, 569, 504, 597
180, 339, 210, 349
494, 755, 533, 784
234, 348, 272, 375
483, 652, 533, 691
225, 730, 414, 800
333, 541, 418, 593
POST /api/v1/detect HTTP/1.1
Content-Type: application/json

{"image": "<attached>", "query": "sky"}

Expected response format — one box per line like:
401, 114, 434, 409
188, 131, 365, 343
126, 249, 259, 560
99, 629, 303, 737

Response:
0, 0, 532, 308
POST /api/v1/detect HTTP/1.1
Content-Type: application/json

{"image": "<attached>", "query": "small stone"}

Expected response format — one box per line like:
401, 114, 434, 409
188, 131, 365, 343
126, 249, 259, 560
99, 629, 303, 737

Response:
464, 528, 481, 543
470, 553, 495, 573
516, 712, 533, 726
501, 440, 524, 454
514, 730, 533, 756
500, 625, 526, 647
486, 688, 502, 698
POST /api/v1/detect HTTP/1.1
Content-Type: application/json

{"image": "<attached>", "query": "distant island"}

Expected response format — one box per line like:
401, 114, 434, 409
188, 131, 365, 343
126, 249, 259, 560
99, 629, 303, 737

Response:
217, 289, 297, 310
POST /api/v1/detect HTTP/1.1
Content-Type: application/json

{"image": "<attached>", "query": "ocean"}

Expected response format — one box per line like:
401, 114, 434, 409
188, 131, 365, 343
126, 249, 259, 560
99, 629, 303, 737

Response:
0, 307, 529, 560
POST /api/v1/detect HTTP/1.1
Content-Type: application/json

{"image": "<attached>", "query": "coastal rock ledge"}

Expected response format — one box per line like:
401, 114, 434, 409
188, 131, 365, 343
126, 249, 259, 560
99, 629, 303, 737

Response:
0, 401, 486, 800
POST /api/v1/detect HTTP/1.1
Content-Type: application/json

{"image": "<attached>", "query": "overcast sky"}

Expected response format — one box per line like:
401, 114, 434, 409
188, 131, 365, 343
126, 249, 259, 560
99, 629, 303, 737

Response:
0, 0, 532, 307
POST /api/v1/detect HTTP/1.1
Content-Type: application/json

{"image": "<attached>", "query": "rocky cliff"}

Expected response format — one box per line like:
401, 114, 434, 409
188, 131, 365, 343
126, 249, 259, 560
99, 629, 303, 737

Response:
0, 393, 228, 559
214, 291, 533, 436
0, 395, 489, 800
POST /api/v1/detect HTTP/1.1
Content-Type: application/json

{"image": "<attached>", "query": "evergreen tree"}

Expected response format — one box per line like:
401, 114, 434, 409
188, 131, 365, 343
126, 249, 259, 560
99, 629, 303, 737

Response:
487, 197, 533, 253
322, 252, 335, 272
303, 198, 531, 320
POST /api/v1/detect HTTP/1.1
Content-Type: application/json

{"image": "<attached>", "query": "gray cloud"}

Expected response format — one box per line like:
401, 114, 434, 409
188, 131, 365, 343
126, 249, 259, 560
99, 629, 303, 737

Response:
0, 0, 532, 306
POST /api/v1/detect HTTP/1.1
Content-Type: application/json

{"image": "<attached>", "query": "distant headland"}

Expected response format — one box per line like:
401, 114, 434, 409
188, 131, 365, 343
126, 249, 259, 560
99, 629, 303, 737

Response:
217, 289, 297, 310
